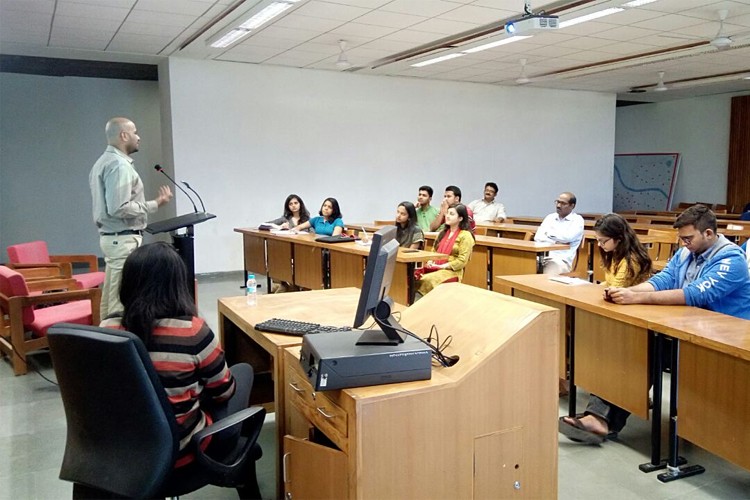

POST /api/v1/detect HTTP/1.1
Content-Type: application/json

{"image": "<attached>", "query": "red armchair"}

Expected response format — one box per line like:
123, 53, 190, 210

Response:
0, 266, 101, 375
7, 240, 105, 289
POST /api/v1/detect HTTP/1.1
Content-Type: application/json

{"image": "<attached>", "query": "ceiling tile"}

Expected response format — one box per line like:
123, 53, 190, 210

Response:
438, 4, 512, 25
380, 28, 446, 44
273, 12, 346, 31
632, 13, 707, 31
55, 2, 130, 21
253, 24, 321, 42
126, 10, 197, 27
319, 0, 391, 8
119, 21, 185, 37
354, 10, 428, 29
409, 17, 478, 35
381, 0, 459, 18
1, 0, 55, 14
293, 1, 371, 22
592, 25, 662, 42
49, 35, 109, 50
135, 0, 214, 16
329, 21, 400, 38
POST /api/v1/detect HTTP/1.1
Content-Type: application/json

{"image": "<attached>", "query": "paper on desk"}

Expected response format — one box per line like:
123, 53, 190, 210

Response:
548, 276, 590, 285
270, 229, 294, 235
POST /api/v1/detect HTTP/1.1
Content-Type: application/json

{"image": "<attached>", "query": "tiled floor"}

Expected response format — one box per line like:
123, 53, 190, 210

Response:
2, 272, 749, 499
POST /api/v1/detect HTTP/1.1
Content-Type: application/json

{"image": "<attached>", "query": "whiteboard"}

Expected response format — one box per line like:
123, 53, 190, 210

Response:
613, 153, 680, 211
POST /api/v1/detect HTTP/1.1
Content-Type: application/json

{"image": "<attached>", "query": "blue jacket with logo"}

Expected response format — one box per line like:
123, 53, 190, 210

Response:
648, 235, 750, 320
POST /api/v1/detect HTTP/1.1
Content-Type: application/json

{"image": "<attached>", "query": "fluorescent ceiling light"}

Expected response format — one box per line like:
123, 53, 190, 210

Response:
462, 35, 533, 54
622, 0, 659, 7
209, 0, 300, 49
412, 53, 465, 68
559, 7, 624, 28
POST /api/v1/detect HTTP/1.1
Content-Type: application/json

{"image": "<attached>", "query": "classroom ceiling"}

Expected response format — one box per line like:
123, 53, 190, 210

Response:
1, 0, 750, 103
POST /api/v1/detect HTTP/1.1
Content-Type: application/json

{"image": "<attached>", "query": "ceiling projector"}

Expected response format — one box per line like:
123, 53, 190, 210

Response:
505, 14, 559, 35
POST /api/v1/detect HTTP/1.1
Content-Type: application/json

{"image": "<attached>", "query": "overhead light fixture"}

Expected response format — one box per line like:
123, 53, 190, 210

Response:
462, 35, 532, 54
209, 0, 301, 49
411, 53, 465, 68
559, 7, 624, 28
622, 0, 659, 7
336, 40, 351, 69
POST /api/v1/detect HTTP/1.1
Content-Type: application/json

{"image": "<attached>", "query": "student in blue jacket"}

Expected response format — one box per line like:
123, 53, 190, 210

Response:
608, 204, 750, 320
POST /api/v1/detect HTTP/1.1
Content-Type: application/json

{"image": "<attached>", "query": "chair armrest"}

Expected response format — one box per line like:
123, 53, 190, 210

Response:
50, 254, 100, 272
10, 263, 72, 279
192, 406, 266, 475
26, 278, 81, 293
17, 286, 101, 307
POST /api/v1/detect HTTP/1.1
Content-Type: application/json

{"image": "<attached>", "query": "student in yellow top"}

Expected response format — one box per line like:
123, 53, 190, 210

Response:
559, 213, 652, 444
416, 203, 475, 296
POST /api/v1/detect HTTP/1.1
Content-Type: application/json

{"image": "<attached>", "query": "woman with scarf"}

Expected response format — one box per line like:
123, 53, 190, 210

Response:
415, 203, 474, 296
395, 201, 425, 249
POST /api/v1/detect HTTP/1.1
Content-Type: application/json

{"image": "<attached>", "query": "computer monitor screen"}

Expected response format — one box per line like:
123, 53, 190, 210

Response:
352, 225, 405, 345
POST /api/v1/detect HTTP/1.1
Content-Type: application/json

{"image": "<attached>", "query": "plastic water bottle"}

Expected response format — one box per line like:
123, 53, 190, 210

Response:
245, 274, 257, 306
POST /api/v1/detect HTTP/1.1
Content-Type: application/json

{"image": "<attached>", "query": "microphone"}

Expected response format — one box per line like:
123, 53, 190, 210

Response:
154, 165, 197, 213
182, 181, 206, 213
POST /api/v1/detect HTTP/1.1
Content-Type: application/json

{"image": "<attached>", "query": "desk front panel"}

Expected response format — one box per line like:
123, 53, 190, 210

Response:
679, 342, 750, 470
329, 251, 364, 289
266, 239, 293, 282
514, 290, 568, 379
575, 309, 649, 419
243, 233, 266, 276
463, 246, 489, 289
491, 249, 540, 293
294, 245, 325, 290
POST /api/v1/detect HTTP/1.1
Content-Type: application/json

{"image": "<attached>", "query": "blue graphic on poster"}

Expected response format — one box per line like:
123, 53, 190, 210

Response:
613, 153, 680, 211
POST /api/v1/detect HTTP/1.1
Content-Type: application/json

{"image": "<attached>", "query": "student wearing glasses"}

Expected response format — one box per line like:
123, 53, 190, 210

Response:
534, 192, 585, 275
294, 197, 344, 236
559, 213, 652, 444
608, 205, 750, 319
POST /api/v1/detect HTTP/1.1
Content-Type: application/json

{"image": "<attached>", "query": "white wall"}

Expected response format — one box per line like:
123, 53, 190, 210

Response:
0, 72, 166, 256
615, 91, 749, 208
166, 58, 617, 273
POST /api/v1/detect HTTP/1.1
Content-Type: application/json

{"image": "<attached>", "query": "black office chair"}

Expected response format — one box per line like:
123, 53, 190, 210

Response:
47, 323, 265, 499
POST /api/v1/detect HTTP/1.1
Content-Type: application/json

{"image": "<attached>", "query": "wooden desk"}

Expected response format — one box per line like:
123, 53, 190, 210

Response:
280, 283, 560, 499
235, 228, 442, 304
218, 288, 367, 497
423, 232, 568, 292
495, 274, 750, 477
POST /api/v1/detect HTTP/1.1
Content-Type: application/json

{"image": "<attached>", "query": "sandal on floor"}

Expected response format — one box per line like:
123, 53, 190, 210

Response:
558, 415, 606, 444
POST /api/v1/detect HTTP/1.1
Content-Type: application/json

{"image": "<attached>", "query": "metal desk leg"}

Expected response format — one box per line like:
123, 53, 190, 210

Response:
657, 338, 705, 482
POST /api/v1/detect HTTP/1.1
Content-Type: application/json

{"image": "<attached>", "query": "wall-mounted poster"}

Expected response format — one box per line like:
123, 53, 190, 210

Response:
613, 153, 680, 211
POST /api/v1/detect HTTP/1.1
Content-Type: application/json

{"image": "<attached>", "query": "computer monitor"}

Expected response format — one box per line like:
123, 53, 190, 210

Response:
352, 225, 407, 346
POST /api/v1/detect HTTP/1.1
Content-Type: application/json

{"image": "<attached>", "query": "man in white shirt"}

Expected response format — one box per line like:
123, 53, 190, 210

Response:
534, 192, 584, 275
468, 182, 506, 224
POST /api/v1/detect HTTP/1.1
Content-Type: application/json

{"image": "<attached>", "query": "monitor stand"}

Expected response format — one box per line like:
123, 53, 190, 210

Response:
355, 301, 408, 346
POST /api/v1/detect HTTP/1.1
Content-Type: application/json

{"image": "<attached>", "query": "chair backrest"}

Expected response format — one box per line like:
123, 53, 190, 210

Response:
647, 228, 679, 262
7, 241, 51, 264
47, 324, 179, 499
0, 266, 35, 324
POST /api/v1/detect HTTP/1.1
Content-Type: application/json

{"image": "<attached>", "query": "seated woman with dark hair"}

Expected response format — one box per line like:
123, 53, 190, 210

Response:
101, 242, 256, 494
266, 193, 310, 230
415, 203, 475, 296
294, 197, 344, 236
395, 201, 425, 249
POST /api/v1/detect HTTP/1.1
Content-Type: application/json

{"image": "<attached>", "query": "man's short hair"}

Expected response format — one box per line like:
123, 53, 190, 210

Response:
445, 185, 462, 201
419, 185, 433, 197
674, 204, 717, 233
485, 182, 498, 194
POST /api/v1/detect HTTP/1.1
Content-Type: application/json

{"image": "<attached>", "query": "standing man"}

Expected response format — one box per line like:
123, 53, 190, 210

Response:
90, 117, 173, 319
534, 192, 584, 275
468, 182, 506, 224
415, 185, 439, 232
429, 185, 475, 232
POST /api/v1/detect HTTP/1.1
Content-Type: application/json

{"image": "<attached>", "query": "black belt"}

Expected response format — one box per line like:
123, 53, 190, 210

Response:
100, 230, 143, 236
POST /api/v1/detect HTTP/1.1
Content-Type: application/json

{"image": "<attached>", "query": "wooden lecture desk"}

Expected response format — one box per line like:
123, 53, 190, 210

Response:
495, 273, 750, 481
234, 227, 442, 304
221, 284, 559, 499
219, 288, 380, 498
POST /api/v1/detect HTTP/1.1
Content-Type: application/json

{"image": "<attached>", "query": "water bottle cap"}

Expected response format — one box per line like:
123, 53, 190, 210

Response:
248, 274, 255, 279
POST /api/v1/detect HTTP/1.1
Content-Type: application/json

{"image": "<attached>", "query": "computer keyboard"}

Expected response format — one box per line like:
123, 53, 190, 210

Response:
254, 318, 353, 336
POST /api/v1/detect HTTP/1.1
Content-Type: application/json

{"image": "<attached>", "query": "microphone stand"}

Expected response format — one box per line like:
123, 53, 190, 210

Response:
154, 164, 198, 213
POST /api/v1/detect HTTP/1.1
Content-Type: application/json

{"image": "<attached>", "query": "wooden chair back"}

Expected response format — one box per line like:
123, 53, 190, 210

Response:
646, 228, 679, 263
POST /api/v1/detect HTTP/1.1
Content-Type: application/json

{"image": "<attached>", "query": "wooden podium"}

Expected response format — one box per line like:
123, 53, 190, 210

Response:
280, 283, 559, 499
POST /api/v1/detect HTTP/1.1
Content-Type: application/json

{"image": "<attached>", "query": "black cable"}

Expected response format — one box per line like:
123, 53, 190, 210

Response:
373, 316, 458, 367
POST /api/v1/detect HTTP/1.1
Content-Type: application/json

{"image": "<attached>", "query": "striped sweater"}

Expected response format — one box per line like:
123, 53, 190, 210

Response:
102, 316, 236, 466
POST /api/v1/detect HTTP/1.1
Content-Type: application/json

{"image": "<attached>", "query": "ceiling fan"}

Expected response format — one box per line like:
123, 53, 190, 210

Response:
516, 58, 530, 84
661, 10, 750, 51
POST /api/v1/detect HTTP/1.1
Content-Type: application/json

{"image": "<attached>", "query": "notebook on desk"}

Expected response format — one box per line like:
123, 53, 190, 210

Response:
315, 235, 358, 244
